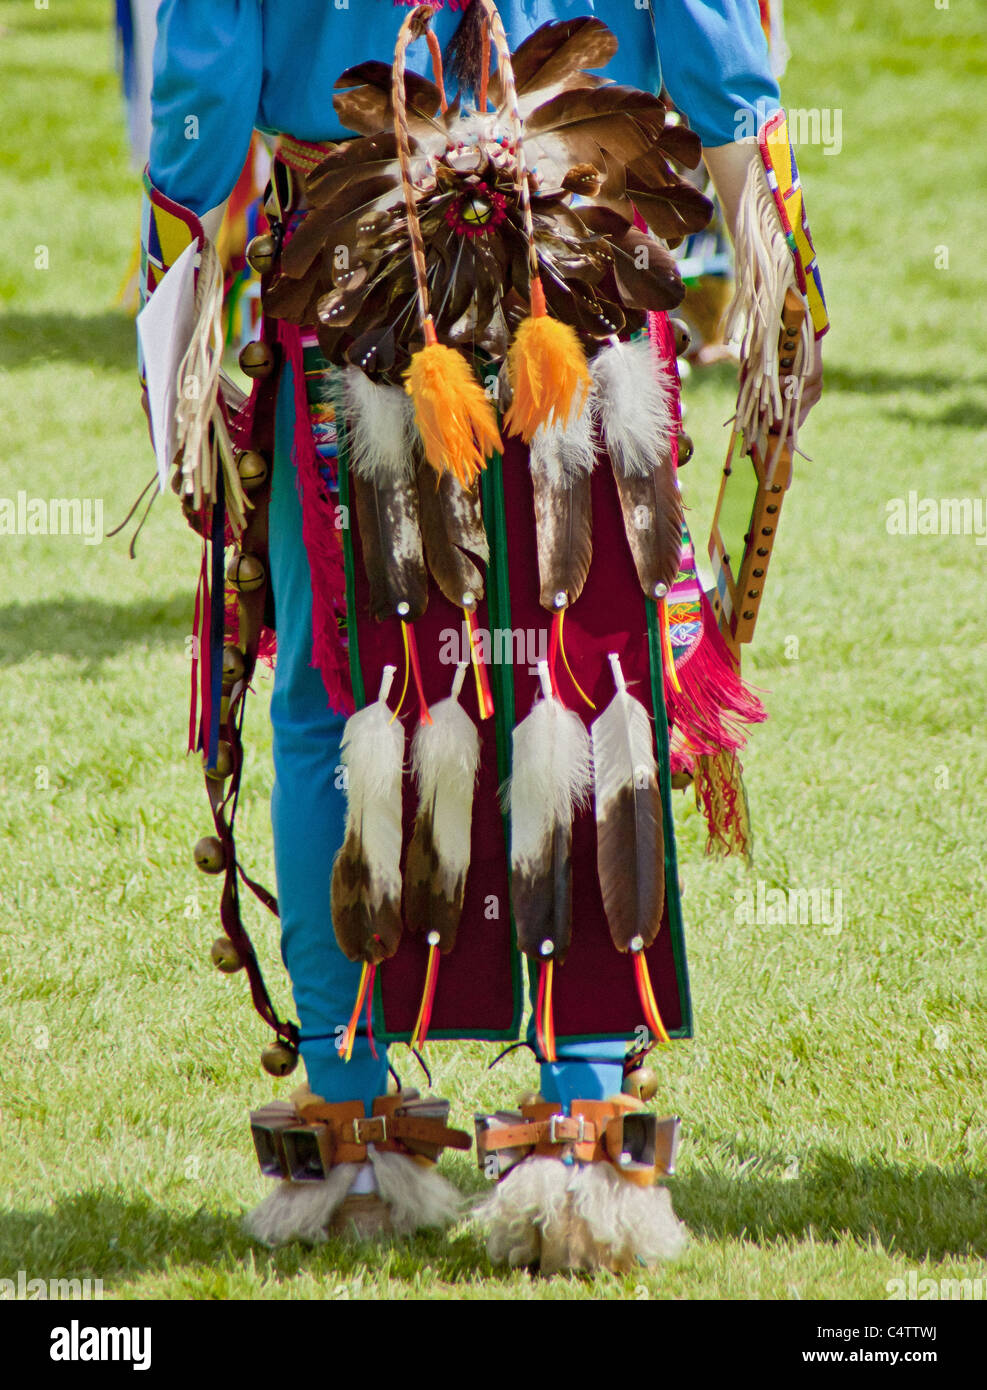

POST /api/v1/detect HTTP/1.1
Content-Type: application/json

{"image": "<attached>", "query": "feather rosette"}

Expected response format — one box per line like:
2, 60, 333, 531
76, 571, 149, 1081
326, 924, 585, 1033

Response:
262, 17, 711, 384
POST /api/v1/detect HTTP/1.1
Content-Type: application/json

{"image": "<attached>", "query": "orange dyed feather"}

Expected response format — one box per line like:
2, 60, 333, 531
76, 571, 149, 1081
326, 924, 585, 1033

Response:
504, 300, 591, 443
404, 341, 503, 487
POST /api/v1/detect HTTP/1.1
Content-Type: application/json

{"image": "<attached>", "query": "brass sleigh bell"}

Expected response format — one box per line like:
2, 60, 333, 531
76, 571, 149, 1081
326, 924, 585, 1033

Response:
222, 645, 246, 688
669, 318, 691, 357
227, 553, 266, 593
676, 431, 694, 465
623, 1067, 659, 1102
204, 740, 234, 782
238, 341, 276, 379
261, 1040, 299, 1078
245, 233, 279, 276
236, 450, 269, 492
193, 835, 225, 874
210, 937, 244, 974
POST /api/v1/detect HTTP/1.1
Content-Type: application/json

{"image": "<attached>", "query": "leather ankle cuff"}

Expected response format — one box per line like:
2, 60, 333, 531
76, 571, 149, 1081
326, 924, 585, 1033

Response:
475, 1098, 680, 1187
250, 1089, 471, 1180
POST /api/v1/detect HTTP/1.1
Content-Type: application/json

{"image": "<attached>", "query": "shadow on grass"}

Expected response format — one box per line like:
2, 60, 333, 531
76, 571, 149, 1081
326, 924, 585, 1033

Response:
0, 1193, 494, 1288
2, 312, 138, 373
885, 401, 987, 431
1, 594, 191, 669
820, 365, 987, 397
0, 1152, 982, 1289
671, 1149, 986, 1262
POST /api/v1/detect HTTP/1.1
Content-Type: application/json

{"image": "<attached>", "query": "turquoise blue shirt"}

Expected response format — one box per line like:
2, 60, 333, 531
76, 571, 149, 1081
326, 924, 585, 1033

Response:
150, 0, 780, 215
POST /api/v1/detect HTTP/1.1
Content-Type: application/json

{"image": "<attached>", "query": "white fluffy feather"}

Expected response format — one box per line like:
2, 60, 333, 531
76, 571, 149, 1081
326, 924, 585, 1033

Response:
507, 667, 593, 872
339, 668, 405, 910
343, 366, 418, 482
590, 337, 675, 477
591, 654, 656, 820
410, 685, 480, 882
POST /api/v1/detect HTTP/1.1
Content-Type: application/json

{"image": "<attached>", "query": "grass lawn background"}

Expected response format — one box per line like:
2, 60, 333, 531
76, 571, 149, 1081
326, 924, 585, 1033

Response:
0, 0, 984, 1299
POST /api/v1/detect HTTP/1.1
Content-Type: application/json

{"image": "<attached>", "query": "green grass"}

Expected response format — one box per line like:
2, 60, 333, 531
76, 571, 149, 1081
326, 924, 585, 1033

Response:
1, 0, 985, 1300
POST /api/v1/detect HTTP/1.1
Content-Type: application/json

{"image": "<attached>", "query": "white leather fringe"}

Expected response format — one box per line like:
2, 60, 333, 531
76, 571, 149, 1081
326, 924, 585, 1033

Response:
724, 157, 812, 478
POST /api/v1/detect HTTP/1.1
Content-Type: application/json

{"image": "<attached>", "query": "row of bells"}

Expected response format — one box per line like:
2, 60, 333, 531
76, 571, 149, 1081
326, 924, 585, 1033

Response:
196, 633, 245, 974
193, 842, 299, 1077
194, 628, 300, 1078
195, 641, 250, 788
669, 317, 694, 465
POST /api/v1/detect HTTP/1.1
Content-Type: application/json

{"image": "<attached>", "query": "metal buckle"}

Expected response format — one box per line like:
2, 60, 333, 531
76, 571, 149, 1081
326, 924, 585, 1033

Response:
352, 1116, 388, 1145
548, 1114, 585, 1145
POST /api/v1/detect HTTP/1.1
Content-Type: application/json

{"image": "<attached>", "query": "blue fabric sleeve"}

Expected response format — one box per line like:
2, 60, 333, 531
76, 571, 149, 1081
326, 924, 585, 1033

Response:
651, 0, 781, 147
148, 0, 263, 215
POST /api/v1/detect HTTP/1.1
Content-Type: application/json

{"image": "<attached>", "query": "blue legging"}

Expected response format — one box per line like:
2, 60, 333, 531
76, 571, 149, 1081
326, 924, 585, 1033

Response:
268, 365, 624, 1112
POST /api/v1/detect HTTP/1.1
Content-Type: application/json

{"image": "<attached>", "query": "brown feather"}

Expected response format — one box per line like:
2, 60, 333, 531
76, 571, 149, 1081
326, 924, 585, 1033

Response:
488, 17, 617, 103
625, 181, 715, 241
611, 453, 684, 600
350, 471, 428, 622
278, 185, 398, 288
403, 800, 467, 953
658, 121, 704, 170
333, 61, 443, 140
526, 85, 665, 138
592, 668, 665, 951
330, 831, 403, 963
610, 229, 684, 312
511, 822, 574, 963
530, 455, 593, 611
416, 460, 487, 610
597, 783, 664, 951
305, 132, 400, 199
572, 207, 683, 311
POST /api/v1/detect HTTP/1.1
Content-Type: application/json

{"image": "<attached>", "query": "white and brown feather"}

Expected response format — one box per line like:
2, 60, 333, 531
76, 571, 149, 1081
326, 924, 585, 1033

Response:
404, 693, 480, 951
330, 686, 406, 963
591, 668, 664, 952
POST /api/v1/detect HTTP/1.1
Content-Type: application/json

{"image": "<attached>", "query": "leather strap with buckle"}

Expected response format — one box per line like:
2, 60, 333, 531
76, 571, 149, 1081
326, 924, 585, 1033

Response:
475, 1099, 680, 1187
477, 1113, 599, 1154
250, 1091, 471, 1180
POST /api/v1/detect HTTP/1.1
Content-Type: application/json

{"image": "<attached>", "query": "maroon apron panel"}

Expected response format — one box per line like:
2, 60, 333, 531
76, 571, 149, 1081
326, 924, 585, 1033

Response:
498, 437, 684, 1039
347, 505, 518, 1036
347, 393, 686, 1039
